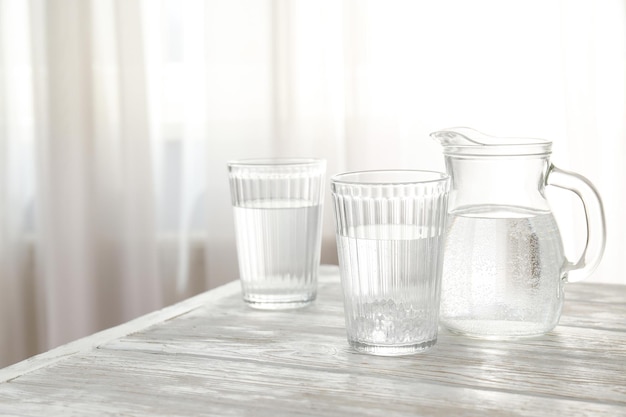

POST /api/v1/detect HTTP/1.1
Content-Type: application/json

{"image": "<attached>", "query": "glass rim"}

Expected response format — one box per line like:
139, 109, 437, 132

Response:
227, 157, 325, 168
330, 169, 449, 186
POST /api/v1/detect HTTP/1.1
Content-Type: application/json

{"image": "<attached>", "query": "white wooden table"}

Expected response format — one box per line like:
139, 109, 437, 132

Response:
1, 265, 625, 416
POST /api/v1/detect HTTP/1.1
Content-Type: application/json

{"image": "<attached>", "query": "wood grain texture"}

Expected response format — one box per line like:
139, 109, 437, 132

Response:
0, 266, 625, 416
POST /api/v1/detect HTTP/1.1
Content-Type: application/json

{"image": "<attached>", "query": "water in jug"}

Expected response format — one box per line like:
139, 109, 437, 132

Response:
431, 128, 606, 338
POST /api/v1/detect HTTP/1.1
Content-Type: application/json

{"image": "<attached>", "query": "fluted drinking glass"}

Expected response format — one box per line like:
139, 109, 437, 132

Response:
331, 170, 450, 355
228, 158, 326, 309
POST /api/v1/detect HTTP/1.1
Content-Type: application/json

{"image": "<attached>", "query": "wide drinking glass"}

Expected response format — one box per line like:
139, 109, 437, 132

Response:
331, 170, 450, 355
228, 158, 326, 309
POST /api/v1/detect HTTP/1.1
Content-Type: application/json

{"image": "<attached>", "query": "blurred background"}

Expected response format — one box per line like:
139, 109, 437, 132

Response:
0, 0, 624, 367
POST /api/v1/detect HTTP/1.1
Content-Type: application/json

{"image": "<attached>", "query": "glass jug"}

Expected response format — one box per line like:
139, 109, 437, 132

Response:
431, 128, 606, 338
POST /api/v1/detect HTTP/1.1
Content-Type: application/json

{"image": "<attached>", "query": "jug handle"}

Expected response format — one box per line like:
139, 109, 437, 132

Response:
546, 164, 606, 283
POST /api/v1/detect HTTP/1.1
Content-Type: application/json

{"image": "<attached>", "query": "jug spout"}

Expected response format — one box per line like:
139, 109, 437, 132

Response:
430, 127, 495, 146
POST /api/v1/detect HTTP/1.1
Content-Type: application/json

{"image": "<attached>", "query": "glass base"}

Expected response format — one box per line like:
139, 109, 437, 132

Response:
243, 292, 316, 310
348, 338, 437, 356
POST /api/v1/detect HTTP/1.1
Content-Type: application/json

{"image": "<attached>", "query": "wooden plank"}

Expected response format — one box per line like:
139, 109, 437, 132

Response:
564, 282, 626, 304
0, 348, 623, 417
559, 299, 626, 332
95, 304, 626, 405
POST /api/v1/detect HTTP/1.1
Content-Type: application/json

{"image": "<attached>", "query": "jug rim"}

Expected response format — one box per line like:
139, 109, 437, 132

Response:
431, 127, 552, 157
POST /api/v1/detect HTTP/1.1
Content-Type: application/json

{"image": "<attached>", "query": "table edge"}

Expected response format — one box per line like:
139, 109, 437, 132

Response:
0, 280, 241, 383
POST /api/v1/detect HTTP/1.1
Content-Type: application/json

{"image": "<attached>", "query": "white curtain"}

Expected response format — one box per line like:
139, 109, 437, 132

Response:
1, 0, 624, 367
